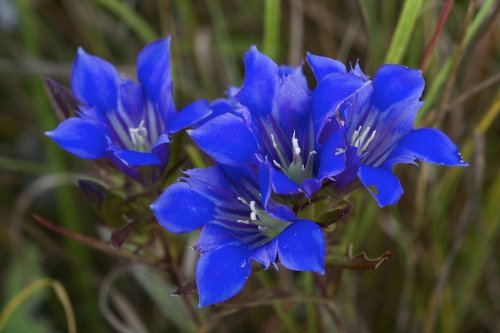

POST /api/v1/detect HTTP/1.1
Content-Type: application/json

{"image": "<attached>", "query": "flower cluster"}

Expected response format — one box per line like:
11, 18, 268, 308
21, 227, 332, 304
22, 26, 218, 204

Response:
46, 37, 211, 181
46, 36, 467, 307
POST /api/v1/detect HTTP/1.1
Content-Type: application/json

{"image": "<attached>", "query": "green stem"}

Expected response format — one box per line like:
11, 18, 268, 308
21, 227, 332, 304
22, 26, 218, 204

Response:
15, 0, 103, 330
303, 273, 317, 333
263, 0, 281, 61
206, 0, 240, 84
94, 0, 158, 43
258, 272, 300, 333
384, 0, 423, 64
417, 0, 496, 121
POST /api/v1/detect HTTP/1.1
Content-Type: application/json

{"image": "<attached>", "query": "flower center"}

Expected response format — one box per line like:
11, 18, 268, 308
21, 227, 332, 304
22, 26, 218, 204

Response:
128, 120, 150, 152
236, 197, 289, 238
270, 131, 316, 184
350, 125, 376, 156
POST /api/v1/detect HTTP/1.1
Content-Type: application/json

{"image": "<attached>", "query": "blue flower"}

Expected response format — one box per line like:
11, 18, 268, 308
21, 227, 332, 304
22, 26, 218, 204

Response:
187, 47, 366, 202
46, 36, 211, 180
151, 164, 325, 307
312, 61, 468, 206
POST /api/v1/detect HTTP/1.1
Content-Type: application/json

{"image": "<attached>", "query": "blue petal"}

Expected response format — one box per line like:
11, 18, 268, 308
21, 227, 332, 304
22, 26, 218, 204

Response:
235, 46, 279, 117
209, 98, 233, 117
167, 99, 212, 133
318, 129, 346, 179
278, 64, 310, 92
270, 167, 301, 195
274, 75, 311, 138
71, 48, 119, 113
183, 166, 232, 198
137, 37, 172, 104
276, 220, 325, 273
196, 245, 252, 307
46, 118, 108, 159
118, 80, 143, 125
301, 178, 322, 198
372, 64, 424, 111
383, 128, 468, 168
188, 113, 259, 166
151, 133, 170, 167
258, 161, 272, 207
113, 150, 161, 167
151, 182, 214, 233
196, 224, 240, 253
306, 53, 346, 82
312, 72, 367, 135
357, 165, 403, 207
251, 241, 277, 269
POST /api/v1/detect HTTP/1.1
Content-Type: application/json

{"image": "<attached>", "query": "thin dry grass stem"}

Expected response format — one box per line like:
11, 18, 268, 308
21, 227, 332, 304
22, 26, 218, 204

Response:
423, 131, 486, 333
420, 0, 455, 73
433, 0, 478, 126
33, 215, 158, 266
445, 71, 500, 112
288, 0, 304, 66
99, 266, 150, 333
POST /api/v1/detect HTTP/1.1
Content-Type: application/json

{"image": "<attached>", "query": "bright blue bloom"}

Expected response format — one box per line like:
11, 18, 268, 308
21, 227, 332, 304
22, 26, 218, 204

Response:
311, 59, 468, 206
46, 36, 211, 180
188, 47, 366, 202
151, 164, 325, 307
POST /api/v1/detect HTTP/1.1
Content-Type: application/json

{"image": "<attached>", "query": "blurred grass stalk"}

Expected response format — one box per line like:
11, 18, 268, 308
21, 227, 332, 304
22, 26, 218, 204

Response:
15, 0, 103, 330
206, 0, 240, 84
384, 0, 423, 64
0, 278, 76, 333
93, 0, 158, 43
263, 0, 281, 61
417, 0, 496, 121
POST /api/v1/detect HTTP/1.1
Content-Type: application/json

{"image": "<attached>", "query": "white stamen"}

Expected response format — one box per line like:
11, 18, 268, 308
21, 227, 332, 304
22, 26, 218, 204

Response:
335, 147, 346, 156
249, 200, 256, 212
350, 125, 377, 155
272, 160, 283, 168
250, 212, 257, 221
359, 126, 371, 142
360, 130, 377, 153
271, 134, 279, 149
237, 219, 250, 224
237, 197, 249, 205
292, 131, 301, 156
350, 126, 362, 145
128, 120, 148, 150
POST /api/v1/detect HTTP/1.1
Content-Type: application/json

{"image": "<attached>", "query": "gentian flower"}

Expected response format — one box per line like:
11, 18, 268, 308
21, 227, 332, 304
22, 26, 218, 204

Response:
46, 36, 211, 180
151, 164, 325, 306
188, 47, 366, 202
311, 59, 468, 206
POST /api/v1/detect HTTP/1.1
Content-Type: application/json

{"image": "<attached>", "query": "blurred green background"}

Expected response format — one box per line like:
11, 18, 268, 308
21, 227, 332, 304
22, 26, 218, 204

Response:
0, 0, 499, 332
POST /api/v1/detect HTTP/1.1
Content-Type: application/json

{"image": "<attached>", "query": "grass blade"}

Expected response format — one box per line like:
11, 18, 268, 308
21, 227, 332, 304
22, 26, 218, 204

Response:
0, 278, 76, 333
263, 0, 281, 61
94, 0, 158, 43
384, 0, 423, 64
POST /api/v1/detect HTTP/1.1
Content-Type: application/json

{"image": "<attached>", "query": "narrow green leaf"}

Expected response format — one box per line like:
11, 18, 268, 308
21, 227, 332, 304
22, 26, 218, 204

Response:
384, 0, 423, 64
417, 0, 495, 120
263, 0, 281, 61
206, 0, 240, 84
94, 0, 158, 43
131, 265, 197, 333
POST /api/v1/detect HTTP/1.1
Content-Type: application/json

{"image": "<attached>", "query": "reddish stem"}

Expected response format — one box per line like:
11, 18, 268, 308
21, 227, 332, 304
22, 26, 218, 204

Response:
33, 214, 155, 265
420, 0, 455, 72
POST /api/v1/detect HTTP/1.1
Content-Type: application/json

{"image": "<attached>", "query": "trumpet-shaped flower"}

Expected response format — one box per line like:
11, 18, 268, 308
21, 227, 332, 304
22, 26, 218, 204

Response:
46, 37, 211, 180
151, 164, 325, 306
311, 61, 468, 206
188, 47, 366, 202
